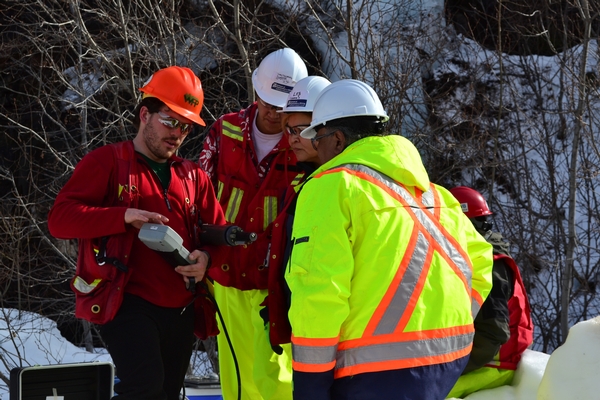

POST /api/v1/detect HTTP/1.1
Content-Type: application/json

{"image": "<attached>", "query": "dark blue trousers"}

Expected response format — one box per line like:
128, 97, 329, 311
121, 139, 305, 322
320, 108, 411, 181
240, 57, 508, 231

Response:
294, 355, 469, 400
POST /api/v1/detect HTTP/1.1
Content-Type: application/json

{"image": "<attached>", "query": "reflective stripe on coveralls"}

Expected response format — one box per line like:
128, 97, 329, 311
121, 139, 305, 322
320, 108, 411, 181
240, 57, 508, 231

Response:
223, 187, 243, 223
264, 196, 277, 229
222, 120, 244, 141
217, 121, 279, 227
218, 121, 244, 222
292, 164, 479, 378
290, 172, 305, 187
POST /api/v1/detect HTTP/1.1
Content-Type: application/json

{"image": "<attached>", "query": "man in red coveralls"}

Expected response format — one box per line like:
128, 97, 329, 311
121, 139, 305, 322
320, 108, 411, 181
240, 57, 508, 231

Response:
48, 66, 225, 400
198, 48, 307, 400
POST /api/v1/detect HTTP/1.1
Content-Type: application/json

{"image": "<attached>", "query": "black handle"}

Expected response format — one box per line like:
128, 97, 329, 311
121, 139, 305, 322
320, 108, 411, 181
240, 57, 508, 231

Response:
199, 224, 257, 246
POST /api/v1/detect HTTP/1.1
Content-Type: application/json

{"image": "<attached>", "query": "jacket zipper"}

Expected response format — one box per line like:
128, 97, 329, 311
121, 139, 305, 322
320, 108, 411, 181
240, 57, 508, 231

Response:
163, 187, 172, 211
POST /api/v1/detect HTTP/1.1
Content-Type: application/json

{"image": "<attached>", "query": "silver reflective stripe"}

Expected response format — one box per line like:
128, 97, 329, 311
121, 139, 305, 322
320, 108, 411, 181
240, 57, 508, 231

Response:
340, 164, 472, 285
374, 231, 430, 335
421, 188, 435, 212
472, 300, 481, 317
295, 164, 475, 370
292, 343, 337, 365
336, 332, 474, 369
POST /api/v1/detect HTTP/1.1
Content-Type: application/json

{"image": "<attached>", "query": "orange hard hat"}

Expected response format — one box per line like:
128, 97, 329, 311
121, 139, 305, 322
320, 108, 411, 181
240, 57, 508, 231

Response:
139, 66, 205, 126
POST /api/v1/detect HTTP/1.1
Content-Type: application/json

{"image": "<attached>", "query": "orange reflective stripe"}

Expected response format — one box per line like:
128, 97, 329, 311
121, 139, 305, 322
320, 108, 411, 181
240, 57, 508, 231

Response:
367, 230, 436, 336
291, 335, 340, 346
291, 334, 339, 372
394, 235, 435, 333
332, 166, 473, 285
329, 165, 473, 291
471, 289, 484, 315
342, 325, 475, 349
293, 359, 337, 373
364, 227, 420, 336
428, 183, 442, 220
308, 164, 475, 375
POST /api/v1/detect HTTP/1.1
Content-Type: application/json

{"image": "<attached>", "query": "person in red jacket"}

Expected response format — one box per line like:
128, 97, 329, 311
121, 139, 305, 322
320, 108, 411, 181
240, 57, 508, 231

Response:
447, 186, 534, 398
48, 66, 226, 400
198, 48, 307, 400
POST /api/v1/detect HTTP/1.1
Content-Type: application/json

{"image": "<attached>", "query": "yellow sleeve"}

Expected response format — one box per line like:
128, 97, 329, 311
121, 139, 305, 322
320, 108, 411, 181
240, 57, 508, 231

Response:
466, 220, 494, 310
285, 171, 354, 341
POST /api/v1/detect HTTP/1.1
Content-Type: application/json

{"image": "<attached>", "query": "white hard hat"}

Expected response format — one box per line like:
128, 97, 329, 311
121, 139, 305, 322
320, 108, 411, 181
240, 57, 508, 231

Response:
300, 79, 389, 139
279, 76, 332, 113
252, 48, 308, 107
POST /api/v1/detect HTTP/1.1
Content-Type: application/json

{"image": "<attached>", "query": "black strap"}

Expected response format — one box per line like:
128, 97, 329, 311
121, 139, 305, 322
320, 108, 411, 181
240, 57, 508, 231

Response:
95, 236, 129, 272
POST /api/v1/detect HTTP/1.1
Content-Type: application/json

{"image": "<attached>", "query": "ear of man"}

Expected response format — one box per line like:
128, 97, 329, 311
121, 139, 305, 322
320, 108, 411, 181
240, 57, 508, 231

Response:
334, 129, 347, 156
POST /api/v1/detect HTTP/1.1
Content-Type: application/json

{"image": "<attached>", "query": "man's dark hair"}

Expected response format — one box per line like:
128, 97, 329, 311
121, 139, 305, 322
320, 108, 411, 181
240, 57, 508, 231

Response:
319, 116, 387, 147
132, 97, 166, 129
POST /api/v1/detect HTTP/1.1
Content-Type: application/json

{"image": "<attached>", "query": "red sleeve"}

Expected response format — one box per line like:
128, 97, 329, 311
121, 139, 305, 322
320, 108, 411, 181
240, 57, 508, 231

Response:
196, 166, 226, 226
194, 165, 228, 269
198, 120, 221, 189
48, 147, 127, 239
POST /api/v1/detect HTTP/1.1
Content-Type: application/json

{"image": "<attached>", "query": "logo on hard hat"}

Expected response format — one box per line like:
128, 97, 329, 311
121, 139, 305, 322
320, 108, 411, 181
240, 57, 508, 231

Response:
289, 90, 302, 99
286, 99, 308, 108
275, 73, 293, 85
184, 93, 199, 107
460, 203, 469, 213
272, 83, 293, 93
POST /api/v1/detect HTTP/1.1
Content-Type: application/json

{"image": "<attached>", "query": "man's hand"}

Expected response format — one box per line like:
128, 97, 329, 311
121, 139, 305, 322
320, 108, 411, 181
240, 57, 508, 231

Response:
125, 208, 169, 229
175, 250, 210, 287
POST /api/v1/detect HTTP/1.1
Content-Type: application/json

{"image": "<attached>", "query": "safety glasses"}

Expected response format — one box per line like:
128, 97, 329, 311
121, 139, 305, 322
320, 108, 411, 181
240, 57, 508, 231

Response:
258, 98, 283, 112
157, 111, 193, 135
310, 129, 337, 150
285, 124, 310, 137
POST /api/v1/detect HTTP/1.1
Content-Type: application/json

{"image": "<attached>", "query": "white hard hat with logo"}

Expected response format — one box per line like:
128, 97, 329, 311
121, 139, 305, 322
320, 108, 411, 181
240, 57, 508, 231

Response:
279, 76, 332, 113
252, 48, 308, 107
300, 79, 389, 139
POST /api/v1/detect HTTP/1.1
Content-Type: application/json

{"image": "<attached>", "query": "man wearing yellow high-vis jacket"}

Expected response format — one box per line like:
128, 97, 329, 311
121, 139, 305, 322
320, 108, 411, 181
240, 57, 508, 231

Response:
285, 79, 494, 400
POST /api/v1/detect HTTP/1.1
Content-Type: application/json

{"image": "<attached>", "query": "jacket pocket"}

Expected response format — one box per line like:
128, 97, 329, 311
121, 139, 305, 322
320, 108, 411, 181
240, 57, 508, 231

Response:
288, 225, 317, 275
70, 273, 127, 325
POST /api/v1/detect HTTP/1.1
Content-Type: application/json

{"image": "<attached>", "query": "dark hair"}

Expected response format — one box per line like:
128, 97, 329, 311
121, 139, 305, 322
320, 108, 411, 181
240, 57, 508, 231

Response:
320, 116, 387, 147
132, 97, 166, 129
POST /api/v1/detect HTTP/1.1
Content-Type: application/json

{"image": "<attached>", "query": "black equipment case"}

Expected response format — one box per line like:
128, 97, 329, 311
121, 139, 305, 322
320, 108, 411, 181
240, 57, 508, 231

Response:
9, 362, 114, 400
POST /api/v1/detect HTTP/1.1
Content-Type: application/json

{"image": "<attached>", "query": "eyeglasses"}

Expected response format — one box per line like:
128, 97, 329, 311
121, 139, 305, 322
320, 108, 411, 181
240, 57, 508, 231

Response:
258, 98, 283, 112
157, 111, 193, 135
285, 124, 310, 137
310, 129, 337, 150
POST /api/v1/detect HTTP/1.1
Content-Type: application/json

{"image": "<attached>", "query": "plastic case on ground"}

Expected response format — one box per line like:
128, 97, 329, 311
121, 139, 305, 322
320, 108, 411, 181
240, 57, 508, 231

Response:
9, 362, 114, 400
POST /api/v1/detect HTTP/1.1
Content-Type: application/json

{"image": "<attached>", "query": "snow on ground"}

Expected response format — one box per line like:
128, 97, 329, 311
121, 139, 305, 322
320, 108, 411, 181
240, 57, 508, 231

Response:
0, 308, 111, 399
2, 308, 600, 399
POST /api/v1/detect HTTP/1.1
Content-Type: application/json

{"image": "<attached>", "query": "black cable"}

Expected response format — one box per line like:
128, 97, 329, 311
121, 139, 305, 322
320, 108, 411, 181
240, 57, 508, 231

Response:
200, 283, 242, 400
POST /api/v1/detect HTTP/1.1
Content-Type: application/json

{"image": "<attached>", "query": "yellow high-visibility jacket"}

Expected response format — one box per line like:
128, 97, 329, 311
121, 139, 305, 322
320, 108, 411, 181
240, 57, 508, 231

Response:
285, 135, 493, 379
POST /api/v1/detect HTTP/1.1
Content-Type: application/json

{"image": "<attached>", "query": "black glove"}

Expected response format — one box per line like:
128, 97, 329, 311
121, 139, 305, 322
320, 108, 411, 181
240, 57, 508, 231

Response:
259, 303, 270, 326
259, 302, 284, 355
